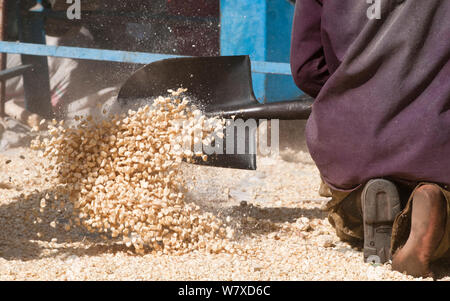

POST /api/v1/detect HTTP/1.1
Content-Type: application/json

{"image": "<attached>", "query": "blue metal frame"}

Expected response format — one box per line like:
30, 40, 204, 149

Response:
220, 0, 302, 103
0, 0, 298, 117
220, 0, 267, 101
0, 41, 292, 75
0, 64, 32, 81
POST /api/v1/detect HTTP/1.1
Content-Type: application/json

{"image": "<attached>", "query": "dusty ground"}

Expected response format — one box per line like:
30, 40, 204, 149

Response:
0, 140, 449, 281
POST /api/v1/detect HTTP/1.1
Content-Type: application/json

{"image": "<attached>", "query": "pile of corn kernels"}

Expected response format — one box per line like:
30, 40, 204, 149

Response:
31, 90, 237, 255
2, 127, 448, 280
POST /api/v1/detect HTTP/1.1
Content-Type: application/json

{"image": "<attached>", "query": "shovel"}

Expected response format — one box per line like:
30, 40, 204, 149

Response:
117, 55, 313, 170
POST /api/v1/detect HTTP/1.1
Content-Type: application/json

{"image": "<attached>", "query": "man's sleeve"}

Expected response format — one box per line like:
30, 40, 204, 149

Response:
290, 0, 330, 98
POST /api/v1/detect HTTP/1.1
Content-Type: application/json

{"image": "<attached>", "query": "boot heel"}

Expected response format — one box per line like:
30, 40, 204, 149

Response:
362, 179, 401, 264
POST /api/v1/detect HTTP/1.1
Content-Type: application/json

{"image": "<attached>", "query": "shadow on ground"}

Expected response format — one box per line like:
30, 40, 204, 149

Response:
0, 188, 135, 261
1, 187, 449, 280
0, 186, 328, 261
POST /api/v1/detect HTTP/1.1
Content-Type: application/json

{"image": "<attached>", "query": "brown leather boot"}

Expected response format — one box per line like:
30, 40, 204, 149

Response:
392, 184, 447, 278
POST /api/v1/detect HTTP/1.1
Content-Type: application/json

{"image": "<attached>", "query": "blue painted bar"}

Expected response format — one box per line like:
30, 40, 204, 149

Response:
0, 64, 32, 81
0, 41, 292, 75
251, 61, 292, 76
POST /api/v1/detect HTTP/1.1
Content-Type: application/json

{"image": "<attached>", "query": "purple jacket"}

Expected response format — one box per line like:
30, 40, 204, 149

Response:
291, 0, 450, 190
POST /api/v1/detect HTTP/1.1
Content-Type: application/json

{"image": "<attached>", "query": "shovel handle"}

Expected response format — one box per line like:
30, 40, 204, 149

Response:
206, 97, 314, 120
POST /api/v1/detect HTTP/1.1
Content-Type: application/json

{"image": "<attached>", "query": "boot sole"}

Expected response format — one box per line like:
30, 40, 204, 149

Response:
362, 179, 401, 264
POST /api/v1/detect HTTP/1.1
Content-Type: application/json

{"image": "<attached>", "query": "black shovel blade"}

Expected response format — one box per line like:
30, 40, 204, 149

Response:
117, 55, 259, 170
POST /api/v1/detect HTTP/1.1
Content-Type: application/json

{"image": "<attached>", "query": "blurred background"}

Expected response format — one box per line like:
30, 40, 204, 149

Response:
0, 0, 305, 150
